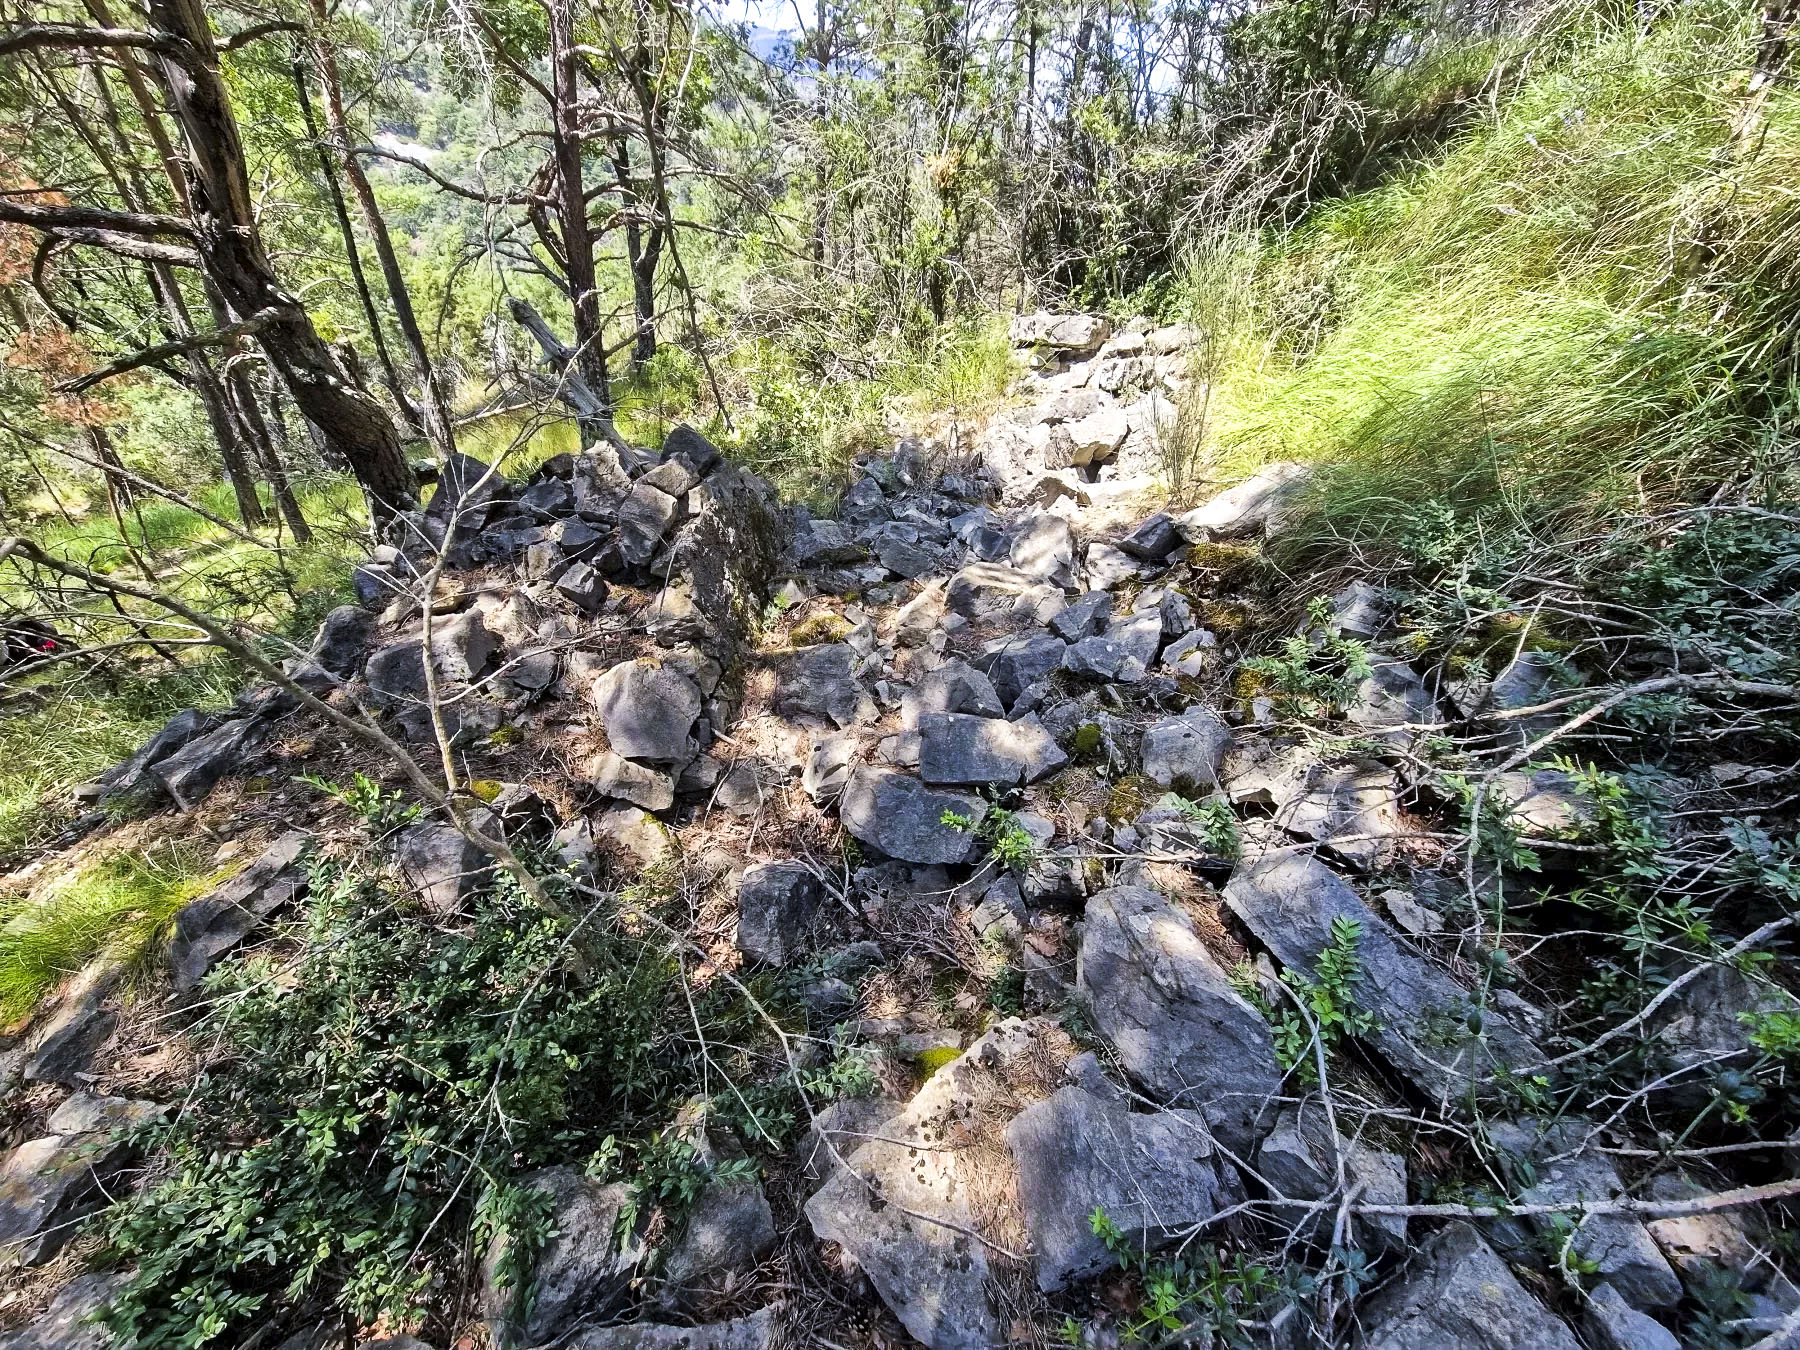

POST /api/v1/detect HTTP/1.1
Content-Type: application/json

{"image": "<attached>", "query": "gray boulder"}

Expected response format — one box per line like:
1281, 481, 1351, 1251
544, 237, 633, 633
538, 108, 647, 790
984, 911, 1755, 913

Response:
396, 821, 495, 914
1077, 885, 1282, 1154
1255, 1100, 1406, 1256
1328, 580, 1389, 638
310, 605, 375, 679
793, 519, 863, 566
1009, 514, 1077, 586
75, 706, 215, 804
19, 959, 123, 1085
775, 644, 875, 730
1223, 854, 1544, 1104
149, 714, 268, 809
554, 560, 608, 613
557, 1309, 775, 1350
1084, 542, 1142, 590
1347, 661, 1437, 747
980, 631, 1068, 708
168, 830, 309, 992
0, 1096, 159, 1264
588, 750, 677, 812
900, 660, 1003, 729
590, 660, 702, 762
1272, 760, 1404, 869
946, 563, 1063, 625
0, 1273, 128, 1350
1049, 590, 1113, 641
1117, 513, 1181, 560
616, 481, 685, 565
1646, 961, 1800, 1107
1062, 634, 1146, 684
1585, 1284, 1680, 1350
1361, 1222, 1581, 1350
365, 611, 495, 705
1107, 610, 1166, 667
735, 862, 822, 966
1006, 1086, 1226, 1291
663, 424, 723, 474
1162, 628, 1218, 678
838, 768, 984, 865
801, 733, 858, 804
1173, 462, 1313, 541
917, 713, 1066, 786
1140, 708, 1229, 791
483, 1166, 645, 1348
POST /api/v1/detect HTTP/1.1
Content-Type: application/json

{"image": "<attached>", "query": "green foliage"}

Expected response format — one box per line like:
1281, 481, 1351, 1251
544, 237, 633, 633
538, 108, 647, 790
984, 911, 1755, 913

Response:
95, 842, 747, 1347
802, 1043, 880, 1101
1248, 916, 1379, 1084
1160, 792, 1240, 858
1241, 599, 1373, 716
296, 771, 421, 832
0, 842, 221, 1022
1086, 1207, 1284, 1346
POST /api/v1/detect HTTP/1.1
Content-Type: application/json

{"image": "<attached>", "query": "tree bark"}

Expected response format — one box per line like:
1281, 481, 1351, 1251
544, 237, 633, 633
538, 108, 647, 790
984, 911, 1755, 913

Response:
143, 0, 417, 525
547, 0, 613, 447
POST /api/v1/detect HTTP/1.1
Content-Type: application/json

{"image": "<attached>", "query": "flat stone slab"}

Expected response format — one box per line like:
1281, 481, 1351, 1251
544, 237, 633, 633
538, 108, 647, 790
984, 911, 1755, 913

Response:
168, 831, 309, 992
917, 713, 1066, 786
838, 767, 984, 865
589, 660, 702, 762
1361, 1221, 1582, 1350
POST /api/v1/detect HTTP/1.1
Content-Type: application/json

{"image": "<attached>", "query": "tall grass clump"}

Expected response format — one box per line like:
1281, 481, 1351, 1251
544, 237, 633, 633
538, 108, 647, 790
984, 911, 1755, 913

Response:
1175, 1, 1800, 550
0, 841, 221, 1021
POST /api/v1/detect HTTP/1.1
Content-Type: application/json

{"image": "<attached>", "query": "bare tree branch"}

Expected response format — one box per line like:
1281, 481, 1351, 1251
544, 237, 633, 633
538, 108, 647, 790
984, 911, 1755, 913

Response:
56, 309, 280, 393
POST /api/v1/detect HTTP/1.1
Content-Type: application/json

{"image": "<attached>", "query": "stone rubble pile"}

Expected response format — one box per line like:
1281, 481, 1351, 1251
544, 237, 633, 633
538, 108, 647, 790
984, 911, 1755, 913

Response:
10, 322, 1796, 1349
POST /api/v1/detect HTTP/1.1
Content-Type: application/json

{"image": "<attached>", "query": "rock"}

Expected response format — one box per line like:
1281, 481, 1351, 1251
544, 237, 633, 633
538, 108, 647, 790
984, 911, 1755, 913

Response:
1361, 1222, 1581, 1350
735, 863, 822, 966
970, 876, 1026, 937
167, 830, 309, 992
946, 562, 1061, 624
75, 706, 216, 803
149, 713, 268, 809
354, 1340, 435, 1350
1006, 1086, 1226, 1291
1273, 761, 1403, 868
20, 959, 122, 1084
1108, 610, 1166, 666
519, 475, 576, 519
1061, 409, 1128, 464
1062, 634, 1146, 684
642, 456, 700, 497
426, 451, 511, 526
1223, 854, 1544, 1103
0, 1096, 157, 1264
659, 1111, 777, 1304
1381, 888, 1444, 936
900, 660, 1004, 729
799, 1096, 903, 1186
838, 767, 984, 865
1049, 591, 1112, 642
1585, 1283, 1680, 1350
590, 660, 702, 762
1255, 1100, 1406, 1255
554, 560, 609, 613
1027, 470, 1091, 510
396, 821, 495, 913
1146, 324, 1193, 354
805, 1020, 1049, 1348
1084, 542, 1142, 589
1162, 628, 1218, 678
1011, 312, 1110, 351
1008, 514, 1076, 586
838, 475, 889, 526
1347, 661, 1437, 747
917, 713, 1066, 786
1077, 886, 1282, 1153
366, 610, 495, 704
1117, 512, 1181, 560
595, 806, 671, 868
617, 481, 685, 564
1140, 707, 1230, 791
483, 1166, 645, 1348
793, 519, 864, 566
310, 605, 374, 679
0, 1272, 128, 1350
874, 533, 938, 579
1173, 462, 1313, 541
664, 462, 783, 653
893, 583, 944, 646
1491, 768, 1595, 836
801, 733, 858, 804
1221, 737, 1317, 806
588, 750, 677, 811
975, 631, 1065, 710
1328, 580, 1388, 638
1642, 1171, 1765, 1279
1646, 961, 1800, 1108
776, 643, 875, 729
353, 562, 398, 606
663, 424, 723, 475
556, 1308, 775, 1350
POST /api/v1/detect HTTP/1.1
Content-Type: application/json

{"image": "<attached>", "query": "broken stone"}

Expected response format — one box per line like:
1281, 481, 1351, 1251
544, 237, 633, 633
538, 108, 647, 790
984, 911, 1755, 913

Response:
663, 424, 722, 475
659, 1108, 777, 1305
793, 518, 864, 566
1077, 885, 1282, 1154
1347, 661, 1437, 747
1062, 634, 1146, 684
168, 831, 309, 992
900, 659, 1004, 729
1360, 1222, 1581, 1350
946, 562, 1057, 623
1647, 960, 1799, 1106
366, 611, 495, 704
1049, 590, 1112, 641
917, 713, 1067, 787
1223, 854, 1544, 1104
396, 820, 495, 914
1173, 462, 1313, 540
1329, 580, 1389, 638
735, 863, 822, 966
874, 533, 937, 579
553, 560, 608, 613
980, 631, 1068, 708
838, 767, 984, 865
801, 733, 858, 804
0, 1095, 158, 1264
0, 1272, 127, 1350
595, 806, 671, 869
149, 714, 268, 809
1008, 513, 1076, 586
590, 660, 702, 762
75, 707, 216, 804
1162, 628, 1219, 678
642, 456, 700, 497
1140, 707, 1230, 791
1585, 1284, 1680, 1350
1492, 768, 1595, 836
20, 959, 122, 1085
616, 481, 685, 564
1117, 513, 1181, 559
1084, 542, 1143, 590
1007, 1086, 1226, 1292
309, 605, 374, 679
1273, 760, 1404, 869
483, 1166, 645, 1348
588, 750, 677, 812
1061, 408, 1128, 464
1255, 1100, 1407, 1256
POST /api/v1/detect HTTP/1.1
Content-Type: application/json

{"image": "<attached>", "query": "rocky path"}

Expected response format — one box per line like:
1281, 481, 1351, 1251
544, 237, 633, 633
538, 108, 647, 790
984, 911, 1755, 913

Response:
3, 316, 1794, 1348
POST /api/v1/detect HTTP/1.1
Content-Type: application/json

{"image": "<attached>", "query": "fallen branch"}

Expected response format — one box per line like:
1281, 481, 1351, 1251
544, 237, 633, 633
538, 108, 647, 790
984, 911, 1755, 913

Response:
56, 310, 280, 393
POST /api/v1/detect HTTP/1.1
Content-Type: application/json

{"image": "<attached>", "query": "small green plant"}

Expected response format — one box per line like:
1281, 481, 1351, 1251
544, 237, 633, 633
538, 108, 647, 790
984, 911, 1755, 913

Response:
1089, 1207, 1283, 1345
1240, 598, 1373, 716
1256, 917, 1379, 1083
1161, 792, 1240, 857
939, 807, 1038, 873
802, 1043, 880, 1101
297, 770, 420, 831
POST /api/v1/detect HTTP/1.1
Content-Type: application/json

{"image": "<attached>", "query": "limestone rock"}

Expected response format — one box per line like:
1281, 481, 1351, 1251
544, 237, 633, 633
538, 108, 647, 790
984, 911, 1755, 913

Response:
900, 660, 1003, 729
1361, 1222, 1581, 1350
838, 767, 984, 865
75, 706, 215, 804
1140, 707, 1229, 791
947, 562, 1061, 624
1008, 513, 1077, 586
1006, 1086, 1226, 1291
1223, 854, 1544, 1103
20, 959, 122, 1084
980, 631, 1067, 709
1173, 462, 1313, 541
167, 830, 309, 992
735, 863, 822, 966
0, 1273, 128, 1350
365, 611, 495, 705
617, 481, 685, 564
483, 1166, 644, 1348
1061, 409, 1128, 464
917, 713, 1066, 786
1077, 885, 1282, 1153
1585, 1284, 1680, 1350
801, 733, 858, 804
775, 644, 875, 730
557, 1308, 775, 1350
1117, 513, 1181, 560
396, 821, 495, 914
1272, 760, 1404, 869
1049, 590, 1112, 641
1062, 634, 1146, 684
588, 750, 677, 811
149, 714, 269, 809
1162, 629, 1218, 678
590, 660, 703, 762
0, 1096, 158, 1264
1085, 542, 1142, 590
1255, 1100, 1406, 1255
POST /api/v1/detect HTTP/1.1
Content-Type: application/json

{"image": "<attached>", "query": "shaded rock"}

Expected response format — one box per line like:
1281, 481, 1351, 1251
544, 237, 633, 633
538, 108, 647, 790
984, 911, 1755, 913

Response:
0, 1272, 127, 1350
595, 806, 672, 869
1009, 514, 1076, 586
588, 750, 677, 812
617, 482, 685, 564
393, 694, 503, 748
554, 560, 608, 613
947, 562, 1061, 624
1273, 761, 1403, 868
591, 660, 702, 762
1328, 580, 1388, 638
980, 631, 1067, 709
1140, 707, 1229, 791
802, 733, 858, 804
1107, 610, 1166, 667
1061, 409, 1128, 464
1585, 1284, 1680, 1350
793, 519, 863, 566
663, 424, 723, 475
874, 533, 938, 579
775, 644, 875, 729
310, 605, 375, 679
1062, 634, 1146, 684
75, 707, 216, 804
1255, 1100, 1406, 1256
663, 463, 784, 653
893, 583, 944, 646
0, 1096, 157, 1264
1007, 1086, 1225, 1291
168, 830, 309, 992
518, 475, 575, 519
900, 660, 1003, 729
735, 863, 822, 966
483, 1166, 644, 1349
1645, 961, 1800, 1108
1223, 854, 1544, 1103
799, 1096, 903, 1187
365, 611, 495, 704
839, 767, 984, 865
396, 821, 495, 914
1361, 1222, 1581, 1350
1162, 628, 1218, 678
1117, 513, 1181, 560
1049, 590, 1112, 641
659, 1110, 777, 1304
1085, 542, 1142, 589
557, 1308, 775, 1350
918, 713, 1066, 786
1347, 661, 1437, 747
1077, 885, 1282, 1154
642, 456, 700, 498
352, 562, 398, 607
149, 714, 268, 809
1492, 768, 1595, 836
1220, 737, 1317, 806
20, 959, 122, 1085
1173, 462, 1313, 540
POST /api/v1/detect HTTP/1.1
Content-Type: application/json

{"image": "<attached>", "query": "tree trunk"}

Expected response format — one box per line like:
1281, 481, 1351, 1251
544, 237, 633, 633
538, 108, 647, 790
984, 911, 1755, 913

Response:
612, 140, 662, 368
229, 365, 310, 542
145, 0, 416, 526
547, 0, 613, 446
306, 0, 457, 457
